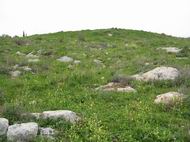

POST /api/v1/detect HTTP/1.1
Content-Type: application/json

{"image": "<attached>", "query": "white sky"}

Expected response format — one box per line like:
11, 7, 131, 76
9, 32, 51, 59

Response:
0, 0, 190, 37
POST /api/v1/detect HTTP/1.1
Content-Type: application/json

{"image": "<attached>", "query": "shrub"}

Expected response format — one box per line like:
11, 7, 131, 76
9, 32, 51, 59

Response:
176, 46, 190, 57
14, 38, 31, 46
78, 33, 86, 42
111, 75, 133, 86
2, 104, 26, 123
88, 42, 108, 49
0, 90, 5, 105
0, 65, 11, 75
174, 68, 190, 87
65, 115, 109, 142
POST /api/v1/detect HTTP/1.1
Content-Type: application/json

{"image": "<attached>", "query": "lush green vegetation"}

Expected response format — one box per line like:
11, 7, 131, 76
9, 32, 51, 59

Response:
0, 28, 190, 141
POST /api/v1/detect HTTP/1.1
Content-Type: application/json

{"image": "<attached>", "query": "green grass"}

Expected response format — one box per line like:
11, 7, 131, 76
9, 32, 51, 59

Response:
0, 28, 190, 141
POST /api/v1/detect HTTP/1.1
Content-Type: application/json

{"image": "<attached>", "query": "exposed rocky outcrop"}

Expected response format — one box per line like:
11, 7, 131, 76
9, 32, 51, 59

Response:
154, 92, 184, 105
7, 122, 38, 142
132, 67, 180, 81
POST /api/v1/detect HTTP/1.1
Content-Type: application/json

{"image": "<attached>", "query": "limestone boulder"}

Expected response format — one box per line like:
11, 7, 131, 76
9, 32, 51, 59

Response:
7, 122, 38, 142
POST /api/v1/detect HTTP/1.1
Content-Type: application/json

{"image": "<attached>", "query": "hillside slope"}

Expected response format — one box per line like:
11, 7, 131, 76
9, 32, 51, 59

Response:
0, 29, 190, 141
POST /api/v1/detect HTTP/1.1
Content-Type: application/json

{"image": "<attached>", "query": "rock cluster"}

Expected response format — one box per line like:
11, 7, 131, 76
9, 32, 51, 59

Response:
0, 110, 79, 141
96, 82, 136, 93
16, 51, 40, 63
96, 66, 185, 107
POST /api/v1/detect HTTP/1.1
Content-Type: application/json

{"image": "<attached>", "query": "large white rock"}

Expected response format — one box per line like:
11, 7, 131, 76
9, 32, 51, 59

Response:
154, 92, 184, 105
7, 122, 38, 142
41, 110, 80, 123
39, 127, 56, 139
160, 47, 182, 53
96, 82, 136, 93
57, 56, 73, 63
132, 67, 180, 81
0, 118, 9, 136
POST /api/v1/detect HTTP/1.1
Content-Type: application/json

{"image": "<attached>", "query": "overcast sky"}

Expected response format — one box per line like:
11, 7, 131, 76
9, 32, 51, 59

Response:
0, 0, 190, 37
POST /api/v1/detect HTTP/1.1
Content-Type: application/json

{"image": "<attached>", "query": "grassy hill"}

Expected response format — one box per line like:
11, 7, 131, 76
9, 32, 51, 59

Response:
0, 28, 190, 141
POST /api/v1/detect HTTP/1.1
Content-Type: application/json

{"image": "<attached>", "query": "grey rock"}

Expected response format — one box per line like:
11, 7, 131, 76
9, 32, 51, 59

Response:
93, 59, 102, 64
13, 64, 19, 70
0, 118, 9, 136
26, 53, 39, 59
132, 66, 180, 81
57, 56, 73, 63
7, 122, 38, 142
154, 92, 184, 105
22, 66, 32, 72
10, 70, 21, 77
96, 82, 136, 93
160, 47, 182, 53
39, 127, 56, 139
41, 110, 80, 123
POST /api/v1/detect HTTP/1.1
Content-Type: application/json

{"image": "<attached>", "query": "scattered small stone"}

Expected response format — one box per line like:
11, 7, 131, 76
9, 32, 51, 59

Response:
28, 59, 40, 63
0, 118, 9, 136
26, 52, 39, 59
39, 127, 56, 139
57, 56, 73, 63
132, 66, 180, 81
96, 82, 136, 93
160, 47, 182, 53
22, 66, 32, 72
41, 110, 80, 123
93, 59, 106, 68
108, 33, 112, 37
101, 76, 105, 80
37, 50, 42, 55
13, 64, 19, 70
74, 60, 81, 64
145, 62, 150, 66
176, 57, 188, 60
29, 100, 37, 105
16, 51, 25, 56
10, 70, 21, 77
94, 59, 103, 64
154, 92, 184, 105
7, 122, 38, 142
83, 53, 87, 57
